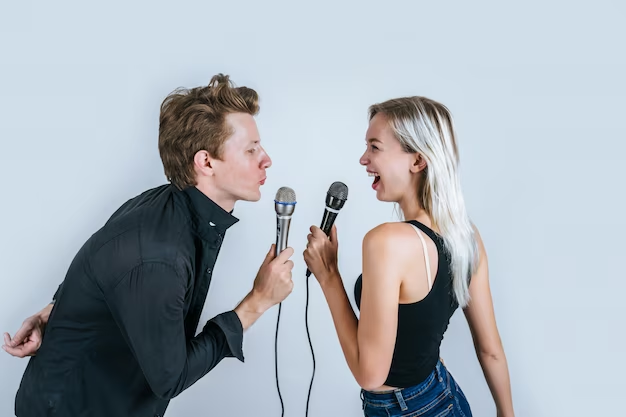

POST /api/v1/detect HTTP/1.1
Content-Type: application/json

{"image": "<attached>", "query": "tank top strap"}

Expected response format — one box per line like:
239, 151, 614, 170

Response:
407, 223, 433, 291
405, 220, 443, 246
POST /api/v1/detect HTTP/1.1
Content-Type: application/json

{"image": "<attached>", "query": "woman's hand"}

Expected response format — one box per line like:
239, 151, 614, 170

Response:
303, 224, 340, 286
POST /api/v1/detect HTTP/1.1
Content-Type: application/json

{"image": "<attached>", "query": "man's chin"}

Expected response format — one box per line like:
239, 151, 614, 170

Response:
238, 190, 262, 203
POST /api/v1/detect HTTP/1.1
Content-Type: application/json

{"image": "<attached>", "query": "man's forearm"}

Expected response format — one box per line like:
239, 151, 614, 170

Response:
233, 290, 269, 330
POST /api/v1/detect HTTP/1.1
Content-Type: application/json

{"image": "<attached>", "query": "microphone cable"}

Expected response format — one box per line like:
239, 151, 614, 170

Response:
274, 273, 317, 417
275, 302, 284, 417
304, 270, 316, 417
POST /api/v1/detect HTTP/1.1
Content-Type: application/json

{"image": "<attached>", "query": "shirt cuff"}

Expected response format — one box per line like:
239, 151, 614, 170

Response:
207, 310, 244, 362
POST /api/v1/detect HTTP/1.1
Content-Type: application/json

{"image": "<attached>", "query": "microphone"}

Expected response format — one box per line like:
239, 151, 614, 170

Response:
306, 181, 348, 277
273, 186, 296, 417
303, 181, 348, 417
274, 186, 297, 256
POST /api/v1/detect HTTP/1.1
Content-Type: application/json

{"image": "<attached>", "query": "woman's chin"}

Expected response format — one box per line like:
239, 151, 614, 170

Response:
375, 189, 389, 202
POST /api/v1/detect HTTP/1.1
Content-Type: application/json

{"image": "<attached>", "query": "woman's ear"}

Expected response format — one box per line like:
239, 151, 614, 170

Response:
410, 153, 427, 173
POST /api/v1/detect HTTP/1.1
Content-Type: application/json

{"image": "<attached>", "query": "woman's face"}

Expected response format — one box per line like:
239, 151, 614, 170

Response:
359, 113, 421, 203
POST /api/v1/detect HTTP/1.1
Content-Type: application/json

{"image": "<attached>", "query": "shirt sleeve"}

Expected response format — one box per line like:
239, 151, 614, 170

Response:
102, 261, 244, 399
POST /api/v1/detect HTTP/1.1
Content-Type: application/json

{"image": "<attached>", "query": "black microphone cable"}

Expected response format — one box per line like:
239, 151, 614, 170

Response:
275, 275, 316, 417
304, 269, 316, 417
275, 302, 284, 417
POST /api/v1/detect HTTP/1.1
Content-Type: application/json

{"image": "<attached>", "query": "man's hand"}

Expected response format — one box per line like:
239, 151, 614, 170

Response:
2, 304, 52, 358
235, 244, 294, 330
252, 244, 295, 308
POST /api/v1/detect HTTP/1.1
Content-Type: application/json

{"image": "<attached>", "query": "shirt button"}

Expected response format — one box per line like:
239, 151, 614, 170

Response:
207, 268, 212, 274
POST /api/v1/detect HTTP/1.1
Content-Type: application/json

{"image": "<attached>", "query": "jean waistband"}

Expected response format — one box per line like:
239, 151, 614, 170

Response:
360, 359, 446, 407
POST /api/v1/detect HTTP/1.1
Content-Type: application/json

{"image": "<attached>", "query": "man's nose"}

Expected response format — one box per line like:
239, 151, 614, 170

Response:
261, 150, 272, 169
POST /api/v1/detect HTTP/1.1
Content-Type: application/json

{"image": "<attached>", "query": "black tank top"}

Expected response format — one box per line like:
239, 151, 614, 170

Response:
354, 220, 459, 388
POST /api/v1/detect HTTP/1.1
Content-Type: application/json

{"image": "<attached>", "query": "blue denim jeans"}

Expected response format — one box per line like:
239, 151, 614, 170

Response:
360, 360, 472, 417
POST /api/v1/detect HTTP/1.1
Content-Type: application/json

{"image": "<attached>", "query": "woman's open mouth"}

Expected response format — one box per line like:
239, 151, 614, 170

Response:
368, 171, 381, 189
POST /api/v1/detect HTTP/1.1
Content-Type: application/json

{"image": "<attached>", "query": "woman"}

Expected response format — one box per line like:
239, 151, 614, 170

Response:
303, 97, 515, 417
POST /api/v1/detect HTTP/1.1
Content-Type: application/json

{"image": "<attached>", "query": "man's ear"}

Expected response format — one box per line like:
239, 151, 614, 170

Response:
193, 150, 214, 178
410, 153, 427, 173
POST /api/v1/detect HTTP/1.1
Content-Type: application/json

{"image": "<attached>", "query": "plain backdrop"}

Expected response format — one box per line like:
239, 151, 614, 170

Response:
1, 1, 624, 416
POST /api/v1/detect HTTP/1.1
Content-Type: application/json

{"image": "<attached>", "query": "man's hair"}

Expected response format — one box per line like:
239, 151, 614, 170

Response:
158, 74, 260, 189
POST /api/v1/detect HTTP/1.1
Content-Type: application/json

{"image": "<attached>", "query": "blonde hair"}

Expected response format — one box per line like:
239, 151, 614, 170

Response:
369, 97, 478, 307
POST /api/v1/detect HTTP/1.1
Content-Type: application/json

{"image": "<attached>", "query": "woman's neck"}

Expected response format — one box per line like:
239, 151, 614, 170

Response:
398, 194, 424, 221
398, 198, 434, 229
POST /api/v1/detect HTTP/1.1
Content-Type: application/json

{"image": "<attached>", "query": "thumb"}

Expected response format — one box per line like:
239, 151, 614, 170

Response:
330, 224, 338, 247
10, 326, 30, 347
265, 244, 276, 262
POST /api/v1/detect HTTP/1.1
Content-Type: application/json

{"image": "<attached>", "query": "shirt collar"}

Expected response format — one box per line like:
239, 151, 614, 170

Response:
183, 186, 239, 233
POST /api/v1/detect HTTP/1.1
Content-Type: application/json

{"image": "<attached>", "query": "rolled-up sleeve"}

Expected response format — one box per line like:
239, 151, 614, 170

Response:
103, 261, 244, 399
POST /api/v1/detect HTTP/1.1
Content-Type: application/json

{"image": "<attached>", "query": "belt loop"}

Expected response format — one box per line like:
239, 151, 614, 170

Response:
435, 360, 443, 383
394, 389, 408, 412
360, 390, 365, 410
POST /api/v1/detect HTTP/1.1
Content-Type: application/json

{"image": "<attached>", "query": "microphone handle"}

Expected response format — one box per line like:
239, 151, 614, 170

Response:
320, 208, 338, 235
306, 207, 339, 277
276, 215, 292, 257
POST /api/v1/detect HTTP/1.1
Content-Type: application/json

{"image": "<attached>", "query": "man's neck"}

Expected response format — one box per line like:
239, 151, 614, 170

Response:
194, 183, 236, 213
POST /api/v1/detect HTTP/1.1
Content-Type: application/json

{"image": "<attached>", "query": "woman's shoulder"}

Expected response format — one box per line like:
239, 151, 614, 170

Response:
362, 222, 421, 254
364, 221, 411, 238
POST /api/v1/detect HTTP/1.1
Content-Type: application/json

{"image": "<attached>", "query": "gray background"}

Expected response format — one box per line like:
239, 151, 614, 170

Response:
1, 1, 624, 416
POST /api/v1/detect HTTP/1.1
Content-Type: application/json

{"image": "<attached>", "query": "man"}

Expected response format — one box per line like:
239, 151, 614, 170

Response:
2, 74, 295, 417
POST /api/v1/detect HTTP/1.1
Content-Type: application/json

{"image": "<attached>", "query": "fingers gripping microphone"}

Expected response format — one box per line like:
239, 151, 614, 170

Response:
273, 186, 296, 417
274, 186, 297, 256
305, 181, 349, 277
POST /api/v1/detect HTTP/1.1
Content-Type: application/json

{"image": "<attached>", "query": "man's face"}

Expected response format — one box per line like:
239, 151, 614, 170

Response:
209, 113, 272, 206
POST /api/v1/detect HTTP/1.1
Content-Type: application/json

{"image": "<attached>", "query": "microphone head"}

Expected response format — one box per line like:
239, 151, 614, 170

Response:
274, 186, 296, 216
326, 181, 348, 210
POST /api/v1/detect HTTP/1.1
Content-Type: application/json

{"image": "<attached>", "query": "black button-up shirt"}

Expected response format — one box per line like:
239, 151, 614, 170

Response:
15, 185, 244, 417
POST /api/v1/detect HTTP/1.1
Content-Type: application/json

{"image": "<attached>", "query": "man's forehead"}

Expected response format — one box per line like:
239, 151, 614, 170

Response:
224, 113, 260, 146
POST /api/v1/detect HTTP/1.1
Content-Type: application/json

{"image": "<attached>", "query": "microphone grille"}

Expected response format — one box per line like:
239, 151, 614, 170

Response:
328, 181, 348, 201
275, 186, 296, 203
